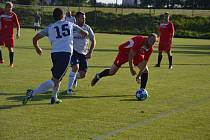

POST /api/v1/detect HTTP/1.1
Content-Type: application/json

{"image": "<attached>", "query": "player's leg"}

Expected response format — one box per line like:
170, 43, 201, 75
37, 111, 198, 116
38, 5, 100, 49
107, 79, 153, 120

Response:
0, 47, 3, 63
51, 77, 62, 104
72, 55, 88, 88
155, 51, 163, 67
67, 64, 79, 94
137, 63, 149, 89
67, 51, 79, 94
167, 50, 173, 69
8, 47, 14, 67
0, 37, 4, 63
6, 38, 15, 67
91, 64, 120, 86
22, 80, 54, 105
51, 52, 71, 103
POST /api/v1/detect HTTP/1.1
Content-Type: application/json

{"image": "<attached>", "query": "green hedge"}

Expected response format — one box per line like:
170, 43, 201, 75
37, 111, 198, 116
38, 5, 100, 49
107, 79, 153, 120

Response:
13, 8, 210, 39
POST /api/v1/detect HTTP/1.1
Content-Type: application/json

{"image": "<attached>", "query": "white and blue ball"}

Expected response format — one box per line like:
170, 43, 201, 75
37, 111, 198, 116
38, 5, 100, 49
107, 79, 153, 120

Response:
136, 88, 149, 101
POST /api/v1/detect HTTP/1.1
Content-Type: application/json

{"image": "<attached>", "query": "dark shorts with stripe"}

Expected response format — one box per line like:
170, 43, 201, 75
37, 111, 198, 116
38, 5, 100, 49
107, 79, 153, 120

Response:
51, 52, 71, 81
70, 50, 88, 72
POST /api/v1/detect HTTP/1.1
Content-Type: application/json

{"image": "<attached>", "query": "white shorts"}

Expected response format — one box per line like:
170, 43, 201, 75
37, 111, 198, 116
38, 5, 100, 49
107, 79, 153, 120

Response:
34, 22, 40, 27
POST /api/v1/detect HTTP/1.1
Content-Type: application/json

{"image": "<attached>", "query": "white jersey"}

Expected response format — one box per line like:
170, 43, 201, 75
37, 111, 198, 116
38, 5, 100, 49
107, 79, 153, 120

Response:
65, 16, 76, 23
73, 24, 95, 55
39, 20, 82, 53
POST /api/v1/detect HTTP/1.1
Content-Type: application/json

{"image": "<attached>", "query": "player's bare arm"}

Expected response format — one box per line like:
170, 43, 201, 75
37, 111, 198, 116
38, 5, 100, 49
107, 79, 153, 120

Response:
16, 27, 20, 39
32, 34, 44, 56
128, 49, 137, 76
86, 37, 96, 59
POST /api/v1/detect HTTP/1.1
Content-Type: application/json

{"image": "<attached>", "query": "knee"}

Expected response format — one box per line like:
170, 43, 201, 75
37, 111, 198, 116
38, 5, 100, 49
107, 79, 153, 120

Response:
72, 65, 79, 72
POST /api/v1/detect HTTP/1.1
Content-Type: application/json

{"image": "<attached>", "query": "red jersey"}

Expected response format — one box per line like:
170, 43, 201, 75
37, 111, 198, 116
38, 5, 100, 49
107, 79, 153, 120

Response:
159, 22, 174, 45
118, 35, 153, 61
0, 11, 20, 38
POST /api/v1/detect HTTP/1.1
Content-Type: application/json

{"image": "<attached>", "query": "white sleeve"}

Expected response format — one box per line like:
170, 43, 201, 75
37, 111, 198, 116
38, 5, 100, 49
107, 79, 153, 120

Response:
124, 39, 134, 48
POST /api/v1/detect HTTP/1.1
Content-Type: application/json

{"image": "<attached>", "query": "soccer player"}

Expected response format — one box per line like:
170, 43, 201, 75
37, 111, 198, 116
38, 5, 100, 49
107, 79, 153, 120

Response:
33, 11, 41, 31
0, 2, 20, 67
22, 8, 88, 105
65, 10, 76, 23
67, 11, 96, 95
91, 33, 157, 90
155, 12, 175, 69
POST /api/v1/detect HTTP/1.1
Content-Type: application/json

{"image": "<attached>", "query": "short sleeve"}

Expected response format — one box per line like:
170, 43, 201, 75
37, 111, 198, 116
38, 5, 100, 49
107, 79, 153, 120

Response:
38, 26, 49, 37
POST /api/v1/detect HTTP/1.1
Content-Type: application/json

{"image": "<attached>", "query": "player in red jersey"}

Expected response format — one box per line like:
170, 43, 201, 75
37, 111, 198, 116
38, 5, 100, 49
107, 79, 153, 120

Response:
91, 33, 157, 89
155, 12, 174, 69
0, 2, 20, 67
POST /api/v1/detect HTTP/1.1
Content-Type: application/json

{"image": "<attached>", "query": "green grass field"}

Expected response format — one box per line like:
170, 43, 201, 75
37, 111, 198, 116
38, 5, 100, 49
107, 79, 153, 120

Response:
0, 29, 210, 140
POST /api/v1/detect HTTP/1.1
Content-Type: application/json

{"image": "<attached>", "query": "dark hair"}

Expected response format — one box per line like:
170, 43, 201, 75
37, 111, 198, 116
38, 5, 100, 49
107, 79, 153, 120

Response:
53, 8, 63, 21
5, 2, 13, 7
75, 11, 85, 18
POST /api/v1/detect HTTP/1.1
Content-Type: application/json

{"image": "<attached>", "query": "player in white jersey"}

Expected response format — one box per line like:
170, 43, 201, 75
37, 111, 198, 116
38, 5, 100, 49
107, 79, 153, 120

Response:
65, 10, 76, 23
22, 8, 88, 105
67, 11, 96, 95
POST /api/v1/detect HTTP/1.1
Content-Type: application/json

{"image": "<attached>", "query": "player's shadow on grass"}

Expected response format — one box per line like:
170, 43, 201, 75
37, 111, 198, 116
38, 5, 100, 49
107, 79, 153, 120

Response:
60, 90, 133, 99
120, 99, 139, 101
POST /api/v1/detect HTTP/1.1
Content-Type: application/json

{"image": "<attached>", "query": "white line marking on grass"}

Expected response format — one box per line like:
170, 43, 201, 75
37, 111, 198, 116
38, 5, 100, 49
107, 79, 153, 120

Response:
93, 96, 210, 140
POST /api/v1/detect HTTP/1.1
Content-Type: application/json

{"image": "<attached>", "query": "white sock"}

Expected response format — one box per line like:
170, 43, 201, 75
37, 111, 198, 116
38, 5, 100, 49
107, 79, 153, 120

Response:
32, 80, 54, 96
68, 71, 77, 90
51, 86, 59, 99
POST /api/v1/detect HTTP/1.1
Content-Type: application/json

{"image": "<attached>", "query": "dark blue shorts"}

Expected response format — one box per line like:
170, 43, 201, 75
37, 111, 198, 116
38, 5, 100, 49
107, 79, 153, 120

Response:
70, 50, 88, 72
51, 52, 71, 81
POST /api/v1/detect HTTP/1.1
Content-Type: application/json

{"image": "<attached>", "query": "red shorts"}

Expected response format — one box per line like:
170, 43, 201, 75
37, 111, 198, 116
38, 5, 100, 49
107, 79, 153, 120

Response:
159, 43, 172, 52
0, 36, 14, 48
114, 51, 144, 67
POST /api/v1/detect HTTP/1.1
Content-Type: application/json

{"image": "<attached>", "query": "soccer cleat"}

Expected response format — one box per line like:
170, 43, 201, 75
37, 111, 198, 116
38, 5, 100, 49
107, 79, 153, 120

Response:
51, 97, 62, 104
9, 64, 14, 68
169, 65, 173, 69
0, 59, 4, 64
22, 89, 33, 105
73, 79, 78, 88
91, 73, 100, 86
67, 89, 73, 95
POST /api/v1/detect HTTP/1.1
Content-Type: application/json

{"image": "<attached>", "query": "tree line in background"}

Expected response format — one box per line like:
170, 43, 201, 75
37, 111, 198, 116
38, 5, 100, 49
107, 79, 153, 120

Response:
2, 0, 210, 9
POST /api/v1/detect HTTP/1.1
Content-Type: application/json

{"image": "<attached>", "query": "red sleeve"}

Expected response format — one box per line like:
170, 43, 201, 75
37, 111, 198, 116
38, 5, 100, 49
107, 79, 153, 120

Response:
131, 36, 145, 52
144, 47, 154, 61
13, 13, 20, 28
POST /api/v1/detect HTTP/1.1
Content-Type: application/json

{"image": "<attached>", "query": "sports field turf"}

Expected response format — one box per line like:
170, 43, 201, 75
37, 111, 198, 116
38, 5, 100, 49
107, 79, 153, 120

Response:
0, 29, 210, 140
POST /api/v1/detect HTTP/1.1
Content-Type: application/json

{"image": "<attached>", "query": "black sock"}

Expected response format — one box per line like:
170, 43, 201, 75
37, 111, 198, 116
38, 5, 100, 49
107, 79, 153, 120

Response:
99, 69, 110, 78
0, 50, 3, 60
140, 72, 148, 89
168, 55, 173, 67
9, 52, 14, 65
157, 54, 162, 65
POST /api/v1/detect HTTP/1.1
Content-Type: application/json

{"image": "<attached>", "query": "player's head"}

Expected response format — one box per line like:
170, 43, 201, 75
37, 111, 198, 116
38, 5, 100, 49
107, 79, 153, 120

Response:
5, 1, 13, 13
75, 12, 86, 26
66, 11, 71, 16
147, 33, 158, 47
163, 12, 170, 22
53, 8, 64, 21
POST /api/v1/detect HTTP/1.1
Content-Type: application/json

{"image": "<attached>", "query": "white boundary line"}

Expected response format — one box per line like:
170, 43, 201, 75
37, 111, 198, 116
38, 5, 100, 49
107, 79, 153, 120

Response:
93, 96, 210, 140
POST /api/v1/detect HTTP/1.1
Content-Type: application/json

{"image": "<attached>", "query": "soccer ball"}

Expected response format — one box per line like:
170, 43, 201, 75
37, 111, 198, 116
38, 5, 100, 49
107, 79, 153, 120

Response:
136, 88, 149, 101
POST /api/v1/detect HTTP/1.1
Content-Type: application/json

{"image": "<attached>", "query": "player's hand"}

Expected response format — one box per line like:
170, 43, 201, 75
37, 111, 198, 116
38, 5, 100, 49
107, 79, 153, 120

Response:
130, 68, 136, 76
16, 33, 20, 39
35, 47, 43, 56
85, 52, 92, 59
